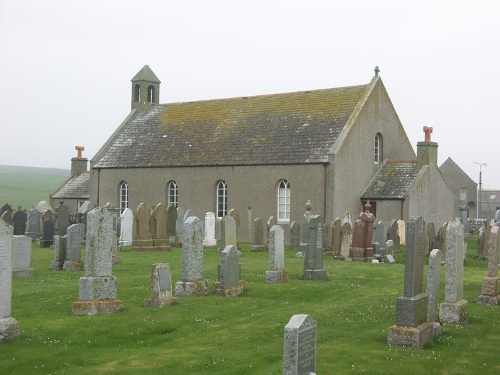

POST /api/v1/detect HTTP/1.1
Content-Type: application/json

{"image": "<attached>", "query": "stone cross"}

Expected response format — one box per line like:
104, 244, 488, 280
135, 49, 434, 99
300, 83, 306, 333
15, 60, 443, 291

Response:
423, 126, 433, 142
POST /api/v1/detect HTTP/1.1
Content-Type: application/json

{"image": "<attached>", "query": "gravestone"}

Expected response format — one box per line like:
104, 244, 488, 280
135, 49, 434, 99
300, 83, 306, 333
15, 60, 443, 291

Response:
340, 221, 351, 258
12, 209, 27, 235
175, 216, 208, 297
439, 218, 468, 324
323, 222, 331, 252
12, 235, 34, 277
219, 215, 237, 253
266, 225, 288, 284
1, 210, 12, 226
386, 239, 395, 256
283, 314, 316, 375
175, 207, 185, 243
72, 208, 123, 315
25, 208, 42, 241
56, 202, 71, 236
166, 204, 178, 242
40, 217, 55, 248
151, 203, 171, 251
459, 206, 469, 233
477, 219, 491, 259
387, 219, 400, 253
388, 217, 439, 348
303, 215, 327, 280
183, 209, 194, 223
372, 219, 386, 256
341, 211, 352, 227
477, 225, 500, 305
426, 249, 443, 323
131, 203, 154, 251
349, 202, 374, 262
438, 222, 448, 262
397, 220, 406, 245
203, 212, 217, 247
0, 203, 12, 217
119, 208, 133, 246
0, 219, 20, 342
290, 221, 300, 251
330, 218, 342, 256
214, 245, 245, 296
63, 224, 84, 271
251, 218, 267, 251
425, 221, 435, 256
144, 263, 179, 307
50, 235, 66, 270
228, 208, 240, 241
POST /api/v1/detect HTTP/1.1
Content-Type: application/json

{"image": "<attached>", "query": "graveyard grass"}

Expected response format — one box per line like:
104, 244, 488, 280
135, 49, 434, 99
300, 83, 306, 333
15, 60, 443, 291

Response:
2, 238, 499, 374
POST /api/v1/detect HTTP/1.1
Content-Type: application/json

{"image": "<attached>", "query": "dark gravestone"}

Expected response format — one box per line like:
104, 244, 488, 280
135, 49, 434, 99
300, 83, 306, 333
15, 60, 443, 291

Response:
56, 203, 71, 236
25, 209, 42, 241
40, 218, 55, 248
13, 209, 27, 235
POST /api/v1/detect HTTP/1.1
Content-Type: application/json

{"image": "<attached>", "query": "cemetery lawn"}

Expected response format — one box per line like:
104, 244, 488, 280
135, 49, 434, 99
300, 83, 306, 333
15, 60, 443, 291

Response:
2, 237, 499, 375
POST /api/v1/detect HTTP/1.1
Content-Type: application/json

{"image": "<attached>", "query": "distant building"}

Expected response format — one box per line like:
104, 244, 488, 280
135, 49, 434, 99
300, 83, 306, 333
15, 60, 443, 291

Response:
439, 157, 477, 219
480, 190, 500, 220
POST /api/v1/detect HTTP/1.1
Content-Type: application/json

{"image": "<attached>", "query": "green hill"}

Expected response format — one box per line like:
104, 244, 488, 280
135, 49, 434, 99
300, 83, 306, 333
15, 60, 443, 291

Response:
0, 165, 70, 210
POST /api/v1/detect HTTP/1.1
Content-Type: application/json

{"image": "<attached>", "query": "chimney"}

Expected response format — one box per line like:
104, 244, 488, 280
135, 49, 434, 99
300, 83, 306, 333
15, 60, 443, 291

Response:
71, 146, 88, 176
416, 126, 438, 168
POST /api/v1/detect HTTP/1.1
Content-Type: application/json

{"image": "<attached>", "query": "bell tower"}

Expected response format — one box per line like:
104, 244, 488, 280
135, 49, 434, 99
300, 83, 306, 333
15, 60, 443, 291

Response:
131, 65, 161, 111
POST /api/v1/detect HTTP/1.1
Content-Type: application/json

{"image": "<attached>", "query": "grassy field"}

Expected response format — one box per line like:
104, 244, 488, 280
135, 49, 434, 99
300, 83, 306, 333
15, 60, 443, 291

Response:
0, 165, 69, 210
1, 237, 499, 374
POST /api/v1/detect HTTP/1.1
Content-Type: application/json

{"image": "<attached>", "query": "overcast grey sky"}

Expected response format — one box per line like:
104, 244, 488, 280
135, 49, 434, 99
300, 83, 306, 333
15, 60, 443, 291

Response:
0, 0, 498, 188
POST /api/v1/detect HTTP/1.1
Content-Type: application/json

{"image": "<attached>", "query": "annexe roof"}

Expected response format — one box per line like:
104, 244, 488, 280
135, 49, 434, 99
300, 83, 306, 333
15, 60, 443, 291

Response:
361, 160, 419, 200
51, 173, 90, 200
93, 83, 370, 169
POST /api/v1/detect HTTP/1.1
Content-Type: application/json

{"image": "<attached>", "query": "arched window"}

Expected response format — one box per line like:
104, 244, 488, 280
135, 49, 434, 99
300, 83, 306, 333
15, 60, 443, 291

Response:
119, 181, 129, 213
374, 133, 383, 163
134, 84, 141, 102
167, 180, 178, 207
277, 180, 291, 222
148, 85, 155, 103
216, 180, 228, 218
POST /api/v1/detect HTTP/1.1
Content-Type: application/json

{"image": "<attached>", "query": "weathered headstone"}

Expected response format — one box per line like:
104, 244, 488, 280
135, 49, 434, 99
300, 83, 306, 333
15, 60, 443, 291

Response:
459, 206, 469, 233
290, 221, 300, 251
397, 219, 406, 246
323, 222, 331, 252
151, 203, 170, 251
72, 208, 123, 315
283, 314, 316, 375
251, 218, 267, 251
386, 239, 394, 256
438, 222, 448, 262
330, 218, 342, 256
477, 219, 491, 259
387, 219, 400, 252
266, 225, 288, 284
372, 219, 386, 256
50, 235, 66, 270
63, 224, 84, 271
214, 245, 245, 296
303, 215, 327, 280
439, 218, 468, 324
341, 211, 352, 227
425, 221, 435, 256
56, 202, 71, 236
203, 212, 217, 247
40, 217, 55, 248
0, 204, 12, 218
349, 202, 374, 262
228, 208, 240, 241
12, 235, 34, 277
25, 208, 42, 241
0, 219, 20, 342
477, 225, 500, 305
175, 216, 208, 297
144, 263, 179, 307
119, 207, 133, 246
12, 209, 27, 236
166, 204, 178, 242
183, 209, 194, 223
340, 221, 351, 258
175, 207, 185, 243
426, 249, 443, 323
1, 208, 13, 226
388, 217, 439, 348
219, 215, 237, 253
131, 203, 154, 251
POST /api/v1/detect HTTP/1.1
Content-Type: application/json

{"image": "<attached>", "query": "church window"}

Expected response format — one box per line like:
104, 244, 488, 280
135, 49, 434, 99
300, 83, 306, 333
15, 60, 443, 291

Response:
148, 85, 155, 103
168, 181, 178, 207
277, 180, 291, 222
119, 181, 129, 213
374, 133, 383, 163
216, 180, 228, 218
460, 187, 467, 201
134, 84, 140, 102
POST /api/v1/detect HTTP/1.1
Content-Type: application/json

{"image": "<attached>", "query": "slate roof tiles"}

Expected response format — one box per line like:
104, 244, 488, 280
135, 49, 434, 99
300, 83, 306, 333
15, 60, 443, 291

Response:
361, 160, 419, 199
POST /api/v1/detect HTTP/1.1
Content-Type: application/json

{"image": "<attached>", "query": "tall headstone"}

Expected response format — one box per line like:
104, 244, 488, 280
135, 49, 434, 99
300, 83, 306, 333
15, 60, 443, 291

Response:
349, 202, 374, 262
12, 235, 34, 277
250, 217, 267, 251
388, 217, 439, 348
477, 219, 491, 259
12, 209, 27, 236
283, 314, 316, 375
424, 221, 435, 256
397, 220, 406, 246
340, 221, 351, 258
290, 221, 300, 251
459, 206, 469, 233
438, 222, 448, 262
387, 219, 400, 252
175, 216, 208, 297
151, 203, 170, 251
426, 249, 443, 323
175, 207, 185, 243
323, 222, 331, 252
330, 218, 342, 256
72, 208, 123, 315
131, 203, 154, 251
219, 215, 237, 253
63, 224, 84, 271
56, 202, 71, 236
439, 218, 468, 324
303, 215, 327, 280
266, 225, 288, 284
372, 219, 386, 256
477, 225, 500, 305
228, 208, 240, 242
203, 212, 217, 247
214, 245, 245, 296
0, 219, 20, 342
144, 263, 179, 307
25, 208, 42, 241
50, 235, 66, 270
40, 217, 55, 248
166, 204, 178, 242
119, 208, 133, 246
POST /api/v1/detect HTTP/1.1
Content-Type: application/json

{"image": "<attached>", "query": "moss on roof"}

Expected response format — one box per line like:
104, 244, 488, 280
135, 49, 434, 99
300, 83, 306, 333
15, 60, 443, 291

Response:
51, 173, 90, 199
361, 160, 419, 199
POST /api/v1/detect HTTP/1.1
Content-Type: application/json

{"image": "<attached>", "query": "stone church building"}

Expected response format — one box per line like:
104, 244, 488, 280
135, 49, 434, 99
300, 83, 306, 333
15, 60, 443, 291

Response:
87, 65, 455, 242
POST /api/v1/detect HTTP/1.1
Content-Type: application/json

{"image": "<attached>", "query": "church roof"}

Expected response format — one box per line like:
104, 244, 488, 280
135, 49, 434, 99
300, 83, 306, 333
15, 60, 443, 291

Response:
93, 83, 370, 168
50, 173, 90, 200
361, 160, 419, 199
131, 65, 161, 83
